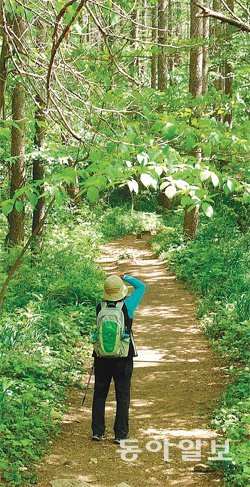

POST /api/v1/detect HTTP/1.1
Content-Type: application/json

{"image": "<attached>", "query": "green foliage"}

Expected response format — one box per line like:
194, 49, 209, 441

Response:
98, 206, 163, 240
149, 204, 249, 486
0, 204, 105, 484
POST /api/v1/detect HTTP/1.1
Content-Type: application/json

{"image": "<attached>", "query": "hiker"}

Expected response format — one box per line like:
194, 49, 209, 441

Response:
91, 273, 146, 444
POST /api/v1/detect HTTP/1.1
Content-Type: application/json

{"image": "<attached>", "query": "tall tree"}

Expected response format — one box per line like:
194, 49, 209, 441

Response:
0, 9, 8, 118
189, 0, 203, 96
158, 0, 167, 90
184, 0, 204, 238
151, 1, 158, 88
32, 21, 46, 248
6, 16, 26, 246
202, 12, 210, 93
224, 0, 234, 127
131, 6, 139, 76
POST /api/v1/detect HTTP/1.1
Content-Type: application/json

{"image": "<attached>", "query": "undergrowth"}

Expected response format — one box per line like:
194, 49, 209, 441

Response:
149, 203, 249, 487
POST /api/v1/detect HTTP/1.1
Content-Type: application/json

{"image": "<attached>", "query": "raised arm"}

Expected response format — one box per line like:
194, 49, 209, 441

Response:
123, 275, 146, 319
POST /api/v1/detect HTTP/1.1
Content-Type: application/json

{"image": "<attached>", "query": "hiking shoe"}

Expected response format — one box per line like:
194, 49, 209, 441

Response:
114, 438, 127, 445
92, 434, 103, 441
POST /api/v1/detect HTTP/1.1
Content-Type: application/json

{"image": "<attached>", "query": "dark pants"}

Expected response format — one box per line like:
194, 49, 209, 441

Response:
91, 357, 133, 439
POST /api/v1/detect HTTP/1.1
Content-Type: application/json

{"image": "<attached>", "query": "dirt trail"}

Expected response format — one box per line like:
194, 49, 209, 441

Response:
37, 235, 228, 487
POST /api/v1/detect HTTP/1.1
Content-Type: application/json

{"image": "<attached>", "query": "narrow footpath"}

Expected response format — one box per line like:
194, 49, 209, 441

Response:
37, 235, 228, 487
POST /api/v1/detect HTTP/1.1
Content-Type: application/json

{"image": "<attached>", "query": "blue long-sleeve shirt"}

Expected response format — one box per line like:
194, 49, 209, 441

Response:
123, 275, 147, 319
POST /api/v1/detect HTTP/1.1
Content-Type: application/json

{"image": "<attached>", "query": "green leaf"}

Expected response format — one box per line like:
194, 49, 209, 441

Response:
2, 201, 14, 216
87, 186, 99, 203
162, 123, 177, 140
26, 191, 38, 207
54, 188, 64, 206
185, 133, 197, 151
15, 200, 24, 213
209, 131, 220, 146
181, 195, 192, 206
0, 127, 10, 138
202, 202, 213, 217
186, 204, 198, 213
90, 150, 102, 163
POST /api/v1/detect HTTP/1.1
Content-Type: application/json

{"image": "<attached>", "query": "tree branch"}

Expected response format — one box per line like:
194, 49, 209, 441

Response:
196, 2, 250, 33
46, 0, 86, 106
0, 197, 55, 311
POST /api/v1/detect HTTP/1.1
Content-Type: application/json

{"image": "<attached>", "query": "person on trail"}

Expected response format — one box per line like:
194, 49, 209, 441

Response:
91, 273, 146, 444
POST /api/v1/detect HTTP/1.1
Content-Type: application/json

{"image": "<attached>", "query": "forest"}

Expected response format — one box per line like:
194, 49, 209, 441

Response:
0, 0, 249, 486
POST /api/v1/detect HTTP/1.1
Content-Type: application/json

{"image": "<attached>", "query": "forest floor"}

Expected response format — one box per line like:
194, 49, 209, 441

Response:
36, 235, 229, 487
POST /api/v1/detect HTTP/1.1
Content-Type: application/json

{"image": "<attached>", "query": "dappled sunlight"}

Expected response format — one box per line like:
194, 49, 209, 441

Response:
142, 428, 218, 439
134, 347, 166, 367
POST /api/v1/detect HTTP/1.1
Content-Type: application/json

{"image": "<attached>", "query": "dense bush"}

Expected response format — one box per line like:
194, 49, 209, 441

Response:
98, 205, 163, 239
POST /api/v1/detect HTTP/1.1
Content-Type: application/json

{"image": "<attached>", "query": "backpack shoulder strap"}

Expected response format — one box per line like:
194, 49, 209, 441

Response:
116, 301, 124, 309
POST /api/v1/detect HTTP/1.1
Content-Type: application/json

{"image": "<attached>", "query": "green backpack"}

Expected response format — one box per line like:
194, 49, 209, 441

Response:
92, 301, 130, 358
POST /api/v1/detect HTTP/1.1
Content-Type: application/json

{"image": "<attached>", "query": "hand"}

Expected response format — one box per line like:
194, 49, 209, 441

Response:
115, 273, 125, 279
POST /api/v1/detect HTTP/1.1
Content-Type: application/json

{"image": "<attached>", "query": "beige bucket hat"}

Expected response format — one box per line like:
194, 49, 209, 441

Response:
103, 275, 128, 301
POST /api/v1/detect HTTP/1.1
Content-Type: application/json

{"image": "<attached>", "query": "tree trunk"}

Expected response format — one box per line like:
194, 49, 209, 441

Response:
151, 2, 158, 88
158, 0, 167, 90
0, 25, 8, 118
32, 94, 46, 244
7, 84, 26, 245
183, 206, 199, 239
202, 14, 209, 93
168, 0, 174, 86
185, 0, 204, 239
141, 0, 148, 82
212, 0, 224, 92
174, 2, 181, 67
32, 21, 47, 249
131, 7, 139, 76
224, 0, 234, 127
189, 0, 203, 97
6, 15, 26, 246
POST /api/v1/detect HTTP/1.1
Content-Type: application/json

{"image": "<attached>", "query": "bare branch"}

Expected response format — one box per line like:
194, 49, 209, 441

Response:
46, 0, 86, 106
196, 2, 250, 33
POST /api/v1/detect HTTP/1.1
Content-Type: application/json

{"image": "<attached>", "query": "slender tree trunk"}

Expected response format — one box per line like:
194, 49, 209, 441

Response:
189, 0, 203, 96
184, 0, 204, 239
224, 0, 234, 127
131, 7, 139, 75
202, 14, 209, 93
184, 206, 199, 239
151, 2, 158, 88
6, 16, 26, 246
0, 22, 8, 118
141, 0, 148, 82
32, 21, 46, 249
174, 2, 181, 67
32, 95, 46, 239
158, 0, 167, 90
7, 85, 26, 245
168, 0, 174, 86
